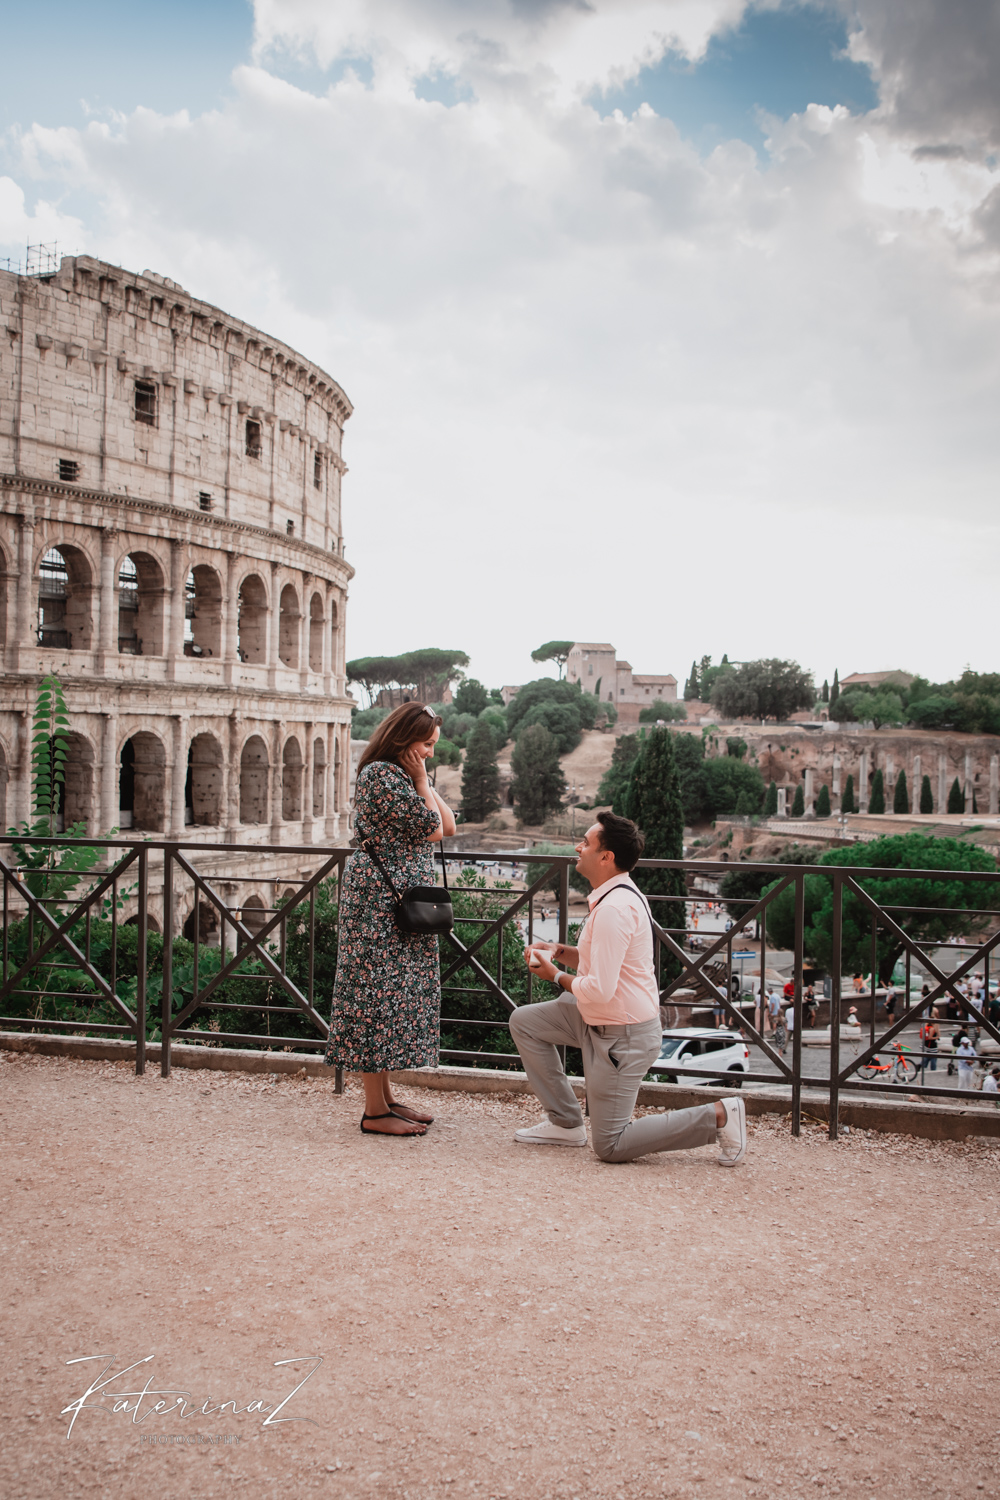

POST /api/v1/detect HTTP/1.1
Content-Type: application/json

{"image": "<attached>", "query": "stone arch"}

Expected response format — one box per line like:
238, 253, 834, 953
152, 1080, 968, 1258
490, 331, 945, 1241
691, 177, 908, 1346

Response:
186, 732, 224, 827
59, 732, 95, 831
282, 735, 303, 820
0, 739, 8, 828
239, 734, 269, 824
184, 563, 222, 658
38, 542, 95, 650
124, 912, 161, 934
278, 583, 301, 667
182, 901, 218, 943
312, 736, 326, 817
333, 734, 342, 813
241, 893, 267, 936
237, 573, 268, 663
119, 730, 166, 832
330, 595, 339, 671
117, 551, 165, 656
308, 591, 324, 673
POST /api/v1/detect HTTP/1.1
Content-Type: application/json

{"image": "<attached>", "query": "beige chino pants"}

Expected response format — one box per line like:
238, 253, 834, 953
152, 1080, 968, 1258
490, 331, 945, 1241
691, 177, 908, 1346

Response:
509, 996, 717, 1163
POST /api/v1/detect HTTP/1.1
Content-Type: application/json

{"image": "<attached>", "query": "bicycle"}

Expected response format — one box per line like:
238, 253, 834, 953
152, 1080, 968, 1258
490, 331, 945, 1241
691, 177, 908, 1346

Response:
858, 1039, 919, 1083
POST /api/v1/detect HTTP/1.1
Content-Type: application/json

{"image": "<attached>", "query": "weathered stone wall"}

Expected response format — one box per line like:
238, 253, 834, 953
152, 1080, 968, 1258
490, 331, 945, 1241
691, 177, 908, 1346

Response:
0, 256, 355, 930
705, 726, 1000, 815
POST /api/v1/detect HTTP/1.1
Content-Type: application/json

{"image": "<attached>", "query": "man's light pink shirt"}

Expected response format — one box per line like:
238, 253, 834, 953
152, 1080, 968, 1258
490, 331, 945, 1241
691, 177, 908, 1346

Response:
569, 873, 660, 1027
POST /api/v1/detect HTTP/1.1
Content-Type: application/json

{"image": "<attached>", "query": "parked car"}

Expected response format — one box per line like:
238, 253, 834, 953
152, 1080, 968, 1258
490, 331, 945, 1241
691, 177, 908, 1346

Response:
651, 1028, 750, 1087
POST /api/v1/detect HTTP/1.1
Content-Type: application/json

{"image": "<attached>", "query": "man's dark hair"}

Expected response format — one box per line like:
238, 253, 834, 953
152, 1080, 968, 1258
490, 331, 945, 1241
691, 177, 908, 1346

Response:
595, 811, 645, 872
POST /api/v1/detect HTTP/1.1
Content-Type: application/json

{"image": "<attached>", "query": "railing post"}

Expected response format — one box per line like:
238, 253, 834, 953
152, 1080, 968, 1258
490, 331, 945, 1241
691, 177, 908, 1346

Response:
161, 845, 175, 1078
829, 873, 842, 1140
558, 860, 570, 1068
791, 871, 804, 1136
135, 846, 148, 1076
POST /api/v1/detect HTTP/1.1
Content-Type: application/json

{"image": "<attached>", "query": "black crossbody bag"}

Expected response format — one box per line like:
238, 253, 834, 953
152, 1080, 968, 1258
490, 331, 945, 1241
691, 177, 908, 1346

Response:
357, 835, 454, 936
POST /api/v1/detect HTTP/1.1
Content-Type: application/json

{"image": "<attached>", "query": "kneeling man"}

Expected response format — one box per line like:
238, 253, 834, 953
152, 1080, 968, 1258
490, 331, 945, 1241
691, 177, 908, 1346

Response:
510, 813, 746, 1166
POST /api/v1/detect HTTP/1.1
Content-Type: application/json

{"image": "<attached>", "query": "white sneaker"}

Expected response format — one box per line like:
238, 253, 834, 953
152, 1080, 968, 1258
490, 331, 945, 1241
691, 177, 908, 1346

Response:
716, 1097, 747, 1167
515, 1118, 588, 1148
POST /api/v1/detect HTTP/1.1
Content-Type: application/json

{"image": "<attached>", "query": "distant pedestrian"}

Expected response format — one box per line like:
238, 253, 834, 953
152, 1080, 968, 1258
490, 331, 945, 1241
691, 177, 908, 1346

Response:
983, 1067, 1000, 1103
805, 984, 819, 1029
767, 990, 781, 1035
883, 983, 897, 1022
920, 1013, 940, 1074
955, 1034, 977, 1090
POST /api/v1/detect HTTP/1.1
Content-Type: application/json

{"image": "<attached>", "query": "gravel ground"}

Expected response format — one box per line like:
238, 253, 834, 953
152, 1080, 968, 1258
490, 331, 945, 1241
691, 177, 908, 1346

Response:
2, 1049, 998, 1500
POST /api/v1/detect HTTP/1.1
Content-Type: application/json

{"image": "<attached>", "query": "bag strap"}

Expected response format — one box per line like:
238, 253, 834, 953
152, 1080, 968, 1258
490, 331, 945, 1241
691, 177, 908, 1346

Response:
586, 882, 659, 965
357, 835, 402, 907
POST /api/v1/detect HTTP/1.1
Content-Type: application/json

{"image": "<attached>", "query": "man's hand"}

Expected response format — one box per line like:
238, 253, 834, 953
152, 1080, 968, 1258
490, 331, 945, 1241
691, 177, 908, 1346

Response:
524, 945, 558, 984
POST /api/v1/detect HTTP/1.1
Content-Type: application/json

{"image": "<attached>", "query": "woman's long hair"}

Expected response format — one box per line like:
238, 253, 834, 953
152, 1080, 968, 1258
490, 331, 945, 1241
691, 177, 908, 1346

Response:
357, 702, 443, 777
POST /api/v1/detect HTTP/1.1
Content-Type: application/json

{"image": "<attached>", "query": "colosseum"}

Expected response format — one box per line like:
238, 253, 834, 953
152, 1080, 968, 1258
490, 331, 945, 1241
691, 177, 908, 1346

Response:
0, 253, 354, 932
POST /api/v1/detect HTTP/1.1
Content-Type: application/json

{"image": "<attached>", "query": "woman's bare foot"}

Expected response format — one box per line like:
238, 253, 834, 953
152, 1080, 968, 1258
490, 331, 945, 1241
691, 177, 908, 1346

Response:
386, 1099, 434, 1125
361, 1112, 427, 1136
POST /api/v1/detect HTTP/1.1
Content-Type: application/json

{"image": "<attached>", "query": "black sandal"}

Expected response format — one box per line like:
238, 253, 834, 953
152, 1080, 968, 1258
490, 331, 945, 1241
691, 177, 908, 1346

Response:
360, 1112, 426, 1136
388, 1102, 435, 1125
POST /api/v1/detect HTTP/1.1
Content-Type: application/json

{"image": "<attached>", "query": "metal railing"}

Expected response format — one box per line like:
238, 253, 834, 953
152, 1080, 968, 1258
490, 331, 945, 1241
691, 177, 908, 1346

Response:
2, 838, 999, 1139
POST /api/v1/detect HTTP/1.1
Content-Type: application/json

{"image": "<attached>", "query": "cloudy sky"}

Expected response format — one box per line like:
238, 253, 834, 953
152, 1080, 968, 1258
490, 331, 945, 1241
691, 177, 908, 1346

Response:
3, 0, 998, 694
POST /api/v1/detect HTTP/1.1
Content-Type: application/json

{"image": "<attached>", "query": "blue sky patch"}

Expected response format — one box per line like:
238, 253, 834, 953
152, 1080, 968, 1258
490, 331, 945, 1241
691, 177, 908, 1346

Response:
592, 3, 879, 151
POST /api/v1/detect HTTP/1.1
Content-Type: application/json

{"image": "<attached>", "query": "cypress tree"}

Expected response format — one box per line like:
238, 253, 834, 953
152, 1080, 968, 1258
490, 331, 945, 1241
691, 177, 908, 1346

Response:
791, 783, 805, 817
623, 728, 686, 954
821, 680, 829, 703
830, 669, 840, 707
684, 661, 700, 700
869, 769, 885, 814
841, 774, 855, 814
947, 777, 964, 814
893, 769, 909, 814
764, 780, 778, 816
919, 774, 934, 814
460, 718, 501, 823
510, 724, 566, 825
815, 783, 831, 817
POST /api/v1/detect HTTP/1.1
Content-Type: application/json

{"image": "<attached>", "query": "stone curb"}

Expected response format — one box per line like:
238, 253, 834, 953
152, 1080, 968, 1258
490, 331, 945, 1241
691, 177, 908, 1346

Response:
3, 1031, 999, 1142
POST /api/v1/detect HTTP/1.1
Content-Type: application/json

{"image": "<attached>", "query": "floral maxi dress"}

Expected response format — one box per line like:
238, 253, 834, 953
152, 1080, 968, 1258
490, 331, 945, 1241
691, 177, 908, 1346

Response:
325, 760, 442, 1072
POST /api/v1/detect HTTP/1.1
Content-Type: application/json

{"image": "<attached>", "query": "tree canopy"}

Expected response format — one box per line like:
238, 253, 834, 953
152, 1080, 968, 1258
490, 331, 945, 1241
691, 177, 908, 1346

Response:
530, 641, 574, 678
461, 718, 501, 823
709, 658, 814, 721
346, 648, 471, 706
763, 834, 995, 981
623, 728, 686, 910
454, 678, 489, 716
506, 677, 599, 752
639, 700, 687, 723
510, 724, 566, 825
829, 688, 905, 729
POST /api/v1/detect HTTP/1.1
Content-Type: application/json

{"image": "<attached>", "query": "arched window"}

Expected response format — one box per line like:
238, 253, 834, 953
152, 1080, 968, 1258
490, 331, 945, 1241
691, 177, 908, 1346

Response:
118, 553, 165, 656
239, 735, 269, 824
282, 737, 303, 820
38, 545, 94, 650
184, 565, 222, 657
119, 732, 166, 832
309, 592, 324, 673
237, 574, 267, 663
185, 734, 224, 826
312, 737, 326, 817
279, 584, 300, 667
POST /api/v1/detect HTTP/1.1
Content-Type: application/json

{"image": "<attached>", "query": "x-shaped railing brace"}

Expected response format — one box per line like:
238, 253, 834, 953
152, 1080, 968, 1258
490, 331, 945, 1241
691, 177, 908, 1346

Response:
838, 875, 1000, 1083
440, 861, 565, 1015
653, 876, 797, 1077
167, 850, 339, 1035
0, 850, 140, 1028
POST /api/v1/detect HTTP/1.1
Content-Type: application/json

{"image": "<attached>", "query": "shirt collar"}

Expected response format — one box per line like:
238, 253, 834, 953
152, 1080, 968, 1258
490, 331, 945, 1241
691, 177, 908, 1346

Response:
587, 872, 636, 908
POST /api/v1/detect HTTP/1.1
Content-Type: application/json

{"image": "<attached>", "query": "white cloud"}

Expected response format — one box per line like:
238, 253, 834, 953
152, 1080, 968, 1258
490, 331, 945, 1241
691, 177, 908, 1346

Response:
5, 0, 1000, 687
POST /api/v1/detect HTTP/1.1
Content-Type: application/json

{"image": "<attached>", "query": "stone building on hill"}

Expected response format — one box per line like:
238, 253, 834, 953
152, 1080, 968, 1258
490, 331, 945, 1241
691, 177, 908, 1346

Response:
0, 254, 354, 933
565, 642, 677, 725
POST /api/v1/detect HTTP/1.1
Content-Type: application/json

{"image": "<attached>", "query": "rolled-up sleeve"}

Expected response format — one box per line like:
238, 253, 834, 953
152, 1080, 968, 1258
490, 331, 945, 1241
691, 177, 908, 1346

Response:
570, 900, 638, 1009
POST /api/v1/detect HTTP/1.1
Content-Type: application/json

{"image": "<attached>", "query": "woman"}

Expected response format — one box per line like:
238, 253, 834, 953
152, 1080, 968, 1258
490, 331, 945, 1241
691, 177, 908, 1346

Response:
325, 702, 456, 1136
